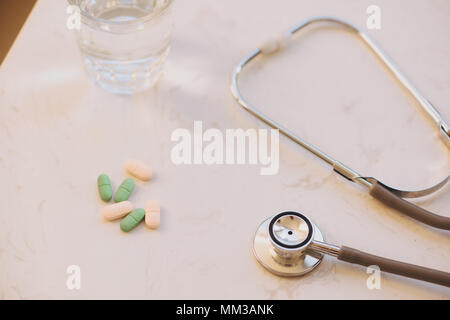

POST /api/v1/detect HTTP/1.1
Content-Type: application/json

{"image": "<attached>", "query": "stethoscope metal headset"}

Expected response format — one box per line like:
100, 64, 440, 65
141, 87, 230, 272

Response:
231, 16, 450, 287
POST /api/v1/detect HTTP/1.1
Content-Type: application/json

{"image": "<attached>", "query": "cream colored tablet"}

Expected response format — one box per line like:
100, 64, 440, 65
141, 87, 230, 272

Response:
103, 201, 133, 221
145, 200, 160, 229
125, 158, 152, 181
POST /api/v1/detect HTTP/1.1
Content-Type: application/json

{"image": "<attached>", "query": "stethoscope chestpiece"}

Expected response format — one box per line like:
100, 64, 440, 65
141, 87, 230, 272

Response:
253, 211, 450, 286
253, 211, 324, 277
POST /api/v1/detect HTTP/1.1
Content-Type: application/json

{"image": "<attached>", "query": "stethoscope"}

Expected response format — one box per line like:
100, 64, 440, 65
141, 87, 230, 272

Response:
231, 16, 450, 287
253, 211, 450, 287
231, 16, 450, 230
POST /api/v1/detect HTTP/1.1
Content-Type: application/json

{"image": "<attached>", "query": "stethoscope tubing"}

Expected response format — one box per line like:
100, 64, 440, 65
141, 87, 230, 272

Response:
336, 245, 450, 287
310, 240, 450, 287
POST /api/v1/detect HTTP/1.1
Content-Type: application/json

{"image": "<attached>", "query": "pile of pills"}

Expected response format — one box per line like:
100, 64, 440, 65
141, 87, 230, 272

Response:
97, 158, 160, 232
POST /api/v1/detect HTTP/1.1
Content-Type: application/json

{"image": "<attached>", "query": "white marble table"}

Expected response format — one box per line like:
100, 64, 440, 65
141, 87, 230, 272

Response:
0, 0, 449, 299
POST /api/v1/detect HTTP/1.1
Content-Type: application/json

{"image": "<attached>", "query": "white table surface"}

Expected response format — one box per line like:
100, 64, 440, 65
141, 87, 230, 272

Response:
0, 0, 449, 299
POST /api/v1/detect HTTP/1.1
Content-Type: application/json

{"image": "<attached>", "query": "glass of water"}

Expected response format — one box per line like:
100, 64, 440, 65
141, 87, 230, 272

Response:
68, 0, 173, 94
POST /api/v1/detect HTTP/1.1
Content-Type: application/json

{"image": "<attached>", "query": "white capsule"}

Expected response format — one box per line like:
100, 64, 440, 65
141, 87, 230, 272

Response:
145, 200, 160, 229
102, 201, 133, 221
125, 158, 152, 181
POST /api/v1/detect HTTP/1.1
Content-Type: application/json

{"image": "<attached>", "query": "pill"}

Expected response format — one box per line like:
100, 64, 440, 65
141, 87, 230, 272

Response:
97, 174, 112, 202
114, 178, 134, 202
102, 201, 133, 221
125, 158, 152, 181
120, 208, 145, 232
145, 200, 160, 229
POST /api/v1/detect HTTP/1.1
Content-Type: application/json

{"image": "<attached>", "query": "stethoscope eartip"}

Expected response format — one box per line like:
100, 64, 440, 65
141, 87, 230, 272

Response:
253, 211, 324, 277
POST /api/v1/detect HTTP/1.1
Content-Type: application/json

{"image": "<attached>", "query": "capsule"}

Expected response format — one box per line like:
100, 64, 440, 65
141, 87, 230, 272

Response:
145, 200, 160, 229
102, 201, 133, 221
97, 174, 112, 202
120, 208, 145, 232
125, 158, 152, 181
114, 178, 134, 202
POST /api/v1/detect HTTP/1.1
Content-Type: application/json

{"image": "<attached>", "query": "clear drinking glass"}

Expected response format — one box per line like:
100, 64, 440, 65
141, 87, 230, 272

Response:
68, 0, 173, 94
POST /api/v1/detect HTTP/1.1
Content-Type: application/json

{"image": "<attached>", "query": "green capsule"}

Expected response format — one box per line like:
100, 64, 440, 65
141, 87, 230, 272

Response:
97, 174, 112, 202
120, 208, 145, 232
114, 178, 134, 202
